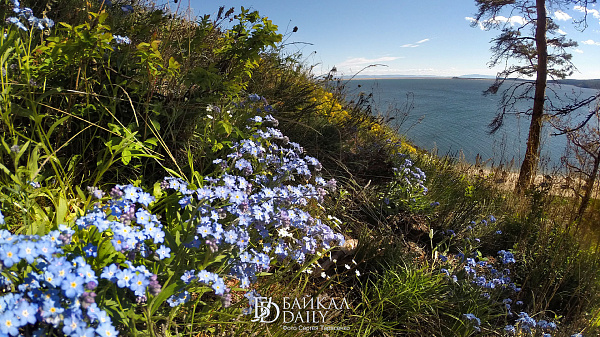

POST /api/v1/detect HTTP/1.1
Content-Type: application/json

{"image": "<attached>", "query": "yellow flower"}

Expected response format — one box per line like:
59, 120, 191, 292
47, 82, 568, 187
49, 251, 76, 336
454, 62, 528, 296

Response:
402, 142, 417, 154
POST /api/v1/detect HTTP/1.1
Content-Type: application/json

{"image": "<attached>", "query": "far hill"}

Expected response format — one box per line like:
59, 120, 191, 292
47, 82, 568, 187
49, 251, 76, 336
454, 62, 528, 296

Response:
453, 76, 600, 90
553, 79, 600, 90
345, 74, 600, 90
454, 74, 496, 79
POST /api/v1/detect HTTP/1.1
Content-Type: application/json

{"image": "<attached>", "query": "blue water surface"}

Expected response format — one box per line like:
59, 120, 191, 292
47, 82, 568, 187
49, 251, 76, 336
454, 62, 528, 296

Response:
348, 78, 598, 171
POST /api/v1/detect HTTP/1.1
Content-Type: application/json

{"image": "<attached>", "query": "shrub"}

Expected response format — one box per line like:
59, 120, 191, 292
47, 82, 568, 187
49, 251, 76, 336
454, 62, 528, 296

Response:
0, 99, 347, 336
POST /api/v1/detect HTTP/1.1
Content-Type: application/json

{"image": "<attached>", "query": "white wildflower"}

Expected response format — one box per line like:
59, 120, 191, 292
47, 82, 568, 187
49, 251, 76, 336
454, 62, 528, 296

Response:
277, 227, 293, 238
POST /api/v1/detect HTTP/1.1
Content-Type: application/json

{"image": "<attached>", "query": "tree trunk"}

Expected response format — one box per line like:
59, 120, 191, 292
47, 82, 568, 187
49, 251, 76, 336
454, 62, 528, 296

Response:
515, 0, 548, 194
574, 150, 600, 225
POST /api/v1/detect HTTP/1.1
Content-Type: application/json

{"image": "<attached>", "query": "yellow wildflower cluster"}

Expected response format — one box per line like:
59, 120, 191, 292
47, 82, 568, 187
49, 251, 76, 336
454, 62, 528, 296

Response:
366, 113, 417, 154
402, 142, 418, 154
374, 123, 417, 155
369, 123, 385, 137
310, 88, 351, 124
310, 87, 417, 155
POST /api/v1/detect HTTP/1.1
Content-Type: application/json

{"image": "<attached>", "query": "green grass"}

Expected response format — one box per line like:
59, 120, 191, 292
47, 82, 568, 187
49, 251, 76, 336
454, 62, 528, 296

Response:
2, 0, 600, 336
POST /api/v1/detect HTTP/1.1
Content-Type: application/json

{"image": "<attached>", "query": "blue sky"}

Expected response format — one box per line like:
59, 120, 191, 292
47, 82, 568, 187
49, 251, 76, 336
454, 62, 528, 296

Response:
169, 0, 600, 79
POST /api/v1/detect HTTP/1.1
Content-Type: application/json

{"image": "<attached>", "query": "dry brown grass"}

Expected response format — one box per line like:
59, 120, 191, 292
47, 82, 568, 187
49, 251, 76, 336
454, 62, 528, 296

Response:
458, 162, 600, 199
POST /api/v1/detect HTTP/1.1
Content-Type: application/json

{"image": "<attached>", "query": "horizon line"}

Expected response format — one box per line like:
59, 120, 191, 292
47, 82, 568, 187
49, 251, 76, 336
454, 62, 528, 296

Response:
336, 74, 600, 81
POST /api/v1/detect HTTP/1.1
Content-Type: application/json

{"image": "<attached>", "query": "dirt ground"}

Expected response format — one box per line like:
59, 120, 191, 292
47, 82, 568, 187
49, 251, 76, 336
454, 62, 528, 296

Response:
459, 163, 594, 199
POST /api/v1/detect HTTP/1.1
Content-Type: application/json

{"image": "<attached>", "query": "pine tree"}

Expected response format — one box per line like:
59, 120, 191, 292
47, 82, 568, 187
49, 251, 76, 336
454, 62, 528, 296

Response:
470, 0, 599, 193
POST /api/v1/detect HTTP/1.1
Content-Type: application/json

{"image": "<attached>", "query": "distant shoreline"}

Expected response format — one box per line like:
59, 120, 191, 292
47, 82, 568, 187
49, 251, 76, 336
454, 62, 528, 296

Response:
345, 76, 600, 90
348, 76, 455, 80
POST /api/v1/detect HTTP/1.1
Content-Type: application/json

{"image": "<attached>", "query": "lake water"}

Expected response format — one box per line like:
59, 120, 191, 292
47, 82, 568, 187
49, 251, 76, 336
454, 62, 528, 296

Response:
348, 78, 599, 171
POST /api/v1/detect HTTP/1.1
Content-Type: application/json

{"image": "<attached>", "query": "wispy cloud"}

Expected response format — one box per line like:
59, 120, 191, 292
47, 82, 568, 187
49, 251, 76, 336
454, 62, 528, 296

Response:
402, 68, 436, 74
337, 56, 402, 69
556, 28, 567, 35
554, 10, 572, 21
582, 39, 600, 46
401, 38, 430, 48
357, 67, 437, 76
574, 48, 584, 53
574, 5, 600, 19
493, 15, 526, 26
465, 15, 526, 30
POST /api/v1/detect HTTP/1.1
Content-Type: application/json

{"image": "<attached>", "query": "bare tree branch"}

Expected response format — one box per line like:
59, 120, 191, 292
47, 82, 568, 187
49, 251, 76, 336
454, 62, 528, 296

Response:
471, 0, 599, 192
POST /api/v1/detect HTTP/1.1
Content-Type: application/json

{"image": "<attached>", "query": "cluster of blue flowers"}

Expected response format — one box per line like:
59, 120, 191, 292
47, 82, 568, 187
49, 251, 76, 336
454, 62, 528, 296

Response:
440, 216, 573, 336
0, 179, 175, 335
112, 35, 131, 45
503, 312, 559, 336
0, 94, 346, 335
444, 249, 521, 295
77, 185, 164, 252
101, 262, 160, 299
160, 108, 345, 305
76, 184, 165, 296
445, 215, 498, 243
379, 154, 429, 212
454, 252, 564, 335
0, 226, 118, 336
167, 269, 227, 306
6, 0, 54, 32
393, 156, 428, 195
463, 313, 481, 332
498, 250, 516, 264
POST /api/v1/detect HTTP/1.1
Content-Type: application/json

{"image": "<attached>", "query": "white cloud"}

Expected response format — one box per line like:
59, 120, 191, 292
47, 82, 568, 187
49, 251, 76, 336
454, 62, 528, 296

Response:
582, 39, 600, 45
574, 5, 600, 19
337, 56, 402, 69
408, 68, 435, 73
358, 67, 437, 76
556, 28, 567, 35
497, 15, 527, 26
401, 38, 430, 48
574, 48, 584, 53
466, 15, 526, 30
554, 10, 572, 21
325, 66, 431, 77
